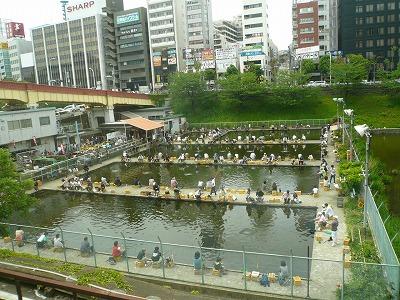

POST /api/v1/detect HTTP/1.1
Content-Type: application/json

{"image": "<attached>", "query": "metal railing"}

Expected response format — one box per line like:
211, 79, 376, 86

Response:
19, 140, 153, 182
1, 222, 398, 300
189, 119, 332, 130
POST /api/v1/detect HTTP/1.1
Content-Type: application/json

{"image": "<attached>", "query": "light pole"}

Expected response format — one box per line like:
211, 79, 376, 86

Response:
48, 57, 56, 85
344, 109, 354, 161
88, 68, 96, 89
333, 97, 344, 142
354, 124, 371, 239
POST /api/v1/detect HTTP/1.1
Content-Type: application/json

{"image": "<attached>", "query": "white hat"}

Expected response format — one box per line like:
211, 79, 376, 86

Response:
333, 215, 338, 219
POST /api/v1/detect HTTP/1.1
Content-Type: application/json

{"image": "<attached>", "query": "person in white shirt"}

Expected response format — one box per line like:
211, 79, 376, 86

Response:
323, 203, 335, 219
312, 186, 318, 195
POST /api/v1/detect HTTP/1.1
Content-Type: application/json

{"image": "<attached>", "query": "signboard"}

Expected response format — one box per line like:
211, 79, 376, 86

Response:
241, 51, 263, 57
325, 50, 344, 56
216, 59, 238, 73
0, 42, 8, 49
66, 0, 106, 21
294, 52, 319, 60
201, 60, 215, 70
295, 45, 319, 55
167, 49, 177, 65
215, 48, 237, 60
5, 22, 25, 38
116, 12, 140, 25
201, 49, 214, 61
153, 56, 162, 67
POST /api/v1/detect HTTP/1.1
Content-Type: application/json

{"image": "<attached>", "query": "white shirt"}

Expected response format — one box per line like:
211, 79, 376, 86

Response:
313, 187, 318, 194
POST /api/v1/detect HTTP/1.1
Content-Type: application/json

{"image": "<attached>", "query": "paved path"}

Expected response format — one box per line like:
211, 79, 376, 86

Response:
12, 129, 350, 299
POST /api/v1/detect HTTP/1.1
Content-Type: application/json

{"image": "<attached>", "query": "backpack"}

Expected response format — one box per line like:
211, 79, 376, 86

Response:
259, 274, 270, 287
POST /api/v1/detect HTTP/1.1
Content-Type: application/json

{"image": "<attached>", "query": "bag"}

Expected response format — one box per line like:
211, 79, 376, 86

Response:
259, 274, 270, 287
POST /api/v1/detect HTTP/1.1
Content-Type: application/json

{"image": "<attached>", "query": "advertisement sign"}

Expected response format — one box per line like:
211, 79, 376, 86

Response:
183, 48, 193, 59
0, 43, 8, 49
295, 45, 319, 55
201, 49, 214, 61
201, 60, 215, 70
241, 45, 263, 57
168, 53, 177, 65
153, 56, 162, 67
5, 22, 25, 38
294, 52, 319, 60
215, 48, 237, 60
116, 12, 140, 25
66, 0, 107, 21
241, 51, 264, 57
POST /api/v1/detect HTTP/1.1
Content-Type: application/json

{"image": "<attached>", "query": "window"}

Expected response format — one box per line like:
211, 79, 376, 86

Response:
376, 3, 384, 11
376, 39, 384, 46
388, 2, 395, 9
244, 23, 263, 29
365, 4, 374, 12
366, 28, 374, 35
20, 119, 32, 128
388, 14, 395, 22
355, 41, 363, 48
300, 17, 314, 24
366, 16, 374, 24
244, 3, 262, 9
8, 120, 20, 130
356, 5, 363, 12
377, 27, 384, 34
366, 40, 374, 47
388, 26, 395, 34
39, 116, 51, 126
299, 7, 314, 14
376, 15, 384, 23
244, 13, 262, 19
388, 38, 395, 45
300, 27, 314, 34
356, 18, 363, 25
300, 37, 314, 44
356, 29, 363, 36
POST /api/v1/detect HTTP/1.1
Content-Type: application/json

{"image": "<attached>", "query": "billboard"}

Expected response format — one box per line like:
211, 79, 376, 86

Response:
6, 22, 25, 38
215, 48, 237, 60
116, 12, 140, 25
241, 45, 264, 57
0, 42, 8, 49
201, 49, 214, 61
153, 53, 162, 67
66, 0, 107, 21
167, 49, 177, 65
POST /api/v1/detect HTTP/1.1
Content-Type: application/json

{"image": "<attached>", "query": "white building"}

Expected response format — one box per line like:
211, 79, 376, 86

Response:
240, 0, 272, 79
213, 20, 240, 50
0, 108, 58, 154
0, 36, 11, 79
8, 38, 33, 81
187, 0, 213, 51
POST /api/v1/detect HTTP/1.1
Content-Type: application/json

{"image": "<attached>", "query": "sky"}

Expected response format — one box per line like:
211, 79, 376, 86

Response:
1, 0, 292, 50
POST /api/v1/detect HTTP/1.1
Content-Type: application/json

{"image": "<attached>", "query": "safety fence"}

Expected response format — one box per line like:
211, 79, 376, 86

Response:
345, 126, 400, 299
19, 140, 153, 182
1, 222, 398, 300
189, 119, 332, 130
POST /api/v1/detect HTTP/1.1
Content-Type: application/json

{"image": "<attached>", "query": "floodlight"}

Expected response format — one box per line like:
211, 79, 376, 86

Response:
344, 109, 353, 116
354, 124, 369, 137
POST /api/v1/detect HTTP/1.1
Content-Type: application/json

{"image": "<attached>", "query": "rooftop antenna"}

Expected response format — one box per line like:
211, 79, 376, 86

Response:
60, 0, 69, 21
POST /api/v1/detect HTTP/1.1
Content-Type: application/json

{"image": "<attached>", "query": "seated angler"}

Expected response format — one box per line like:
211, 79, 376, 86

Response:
114, 176, 122, 187
282, 190, 291, 204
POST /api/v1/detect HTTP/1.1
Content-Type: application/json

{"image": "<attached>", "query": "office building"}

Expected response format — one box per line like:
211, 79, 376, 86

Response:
114, 7, 152, 92
8, 38, 33, 81
0, 36, 11, 80
338, 0, 400, 70
31, 0, 123, 89
186, 0, 213, 51
240, 0, 272, 79
213, 20, 240, 50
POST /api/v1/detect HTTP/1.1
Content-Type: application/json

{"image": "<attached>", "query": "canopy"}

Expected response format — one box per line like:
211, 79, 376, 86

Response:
121, 117, 164, 131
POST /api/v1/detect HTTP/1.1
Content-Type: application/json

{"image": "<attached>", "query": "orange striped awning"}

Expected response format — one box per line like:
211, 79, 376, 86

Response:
122, 117, 164, 131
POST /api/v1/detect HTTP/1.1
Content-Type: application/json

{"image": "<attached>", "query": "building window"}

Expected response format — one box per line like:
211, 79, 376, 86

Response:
300, 17, 314, 24
39, 116, 51, 126
20, 119, 32, 128
365, 4, 374, 12
356, 29, 363, 36
356, 5, 363, 12
366, 28, 375, 35
366, 40, 374, 47
244, 13, 262, 19
376, 39, 384, 46
376, 3, 385, 11
300, 27, 314, 34
387, 38, 395, 46
388, 14, 395, 22
355, 18, 363, 25
244, 3, 262, 9
300, 37, 314, 44
377, 27, 384, 34
366, 16, 374, 24
7, 120, 20, 130
244, 23, 263, 29
388, 26, 395, 34
376, 15, 385, 23
355, 41, 363, 48
388, 2, 395, 9
299, 7, 314, 14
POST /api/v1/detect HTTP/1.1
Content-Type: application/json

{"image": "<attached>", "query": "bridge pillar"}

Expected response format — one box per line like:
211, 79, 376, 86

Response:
105, 107, 115, 123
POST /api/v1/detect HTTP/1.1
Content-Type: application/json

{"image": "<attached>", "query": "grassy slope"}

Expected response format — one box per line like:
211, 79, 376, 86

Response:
187, 91, 400, 128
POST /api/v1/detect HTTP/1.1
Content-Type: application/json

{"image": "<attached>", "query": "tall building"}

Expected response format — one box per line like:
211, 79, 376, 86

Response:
338, 0, 400, 71
240, 0, 272, 79
114, 7, 152, 91
0, 36, 11, 80
8, 38, 33, 81
32, 0, 123, 89
186, 0, 213, 51
213, 20, 240, 49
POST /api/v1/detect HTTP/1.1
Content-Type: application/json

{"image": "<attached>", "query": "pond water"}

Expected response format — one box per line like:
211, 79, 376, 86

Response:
144, 143, 321, 164
371, 135, 400, 214
92, 163, 320, 193
20, 190, 316, 277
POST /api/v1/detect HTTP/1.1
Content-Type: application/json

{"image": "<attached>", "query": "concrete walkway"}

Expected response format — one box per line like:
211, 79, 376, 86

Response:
10, 129, 350, 300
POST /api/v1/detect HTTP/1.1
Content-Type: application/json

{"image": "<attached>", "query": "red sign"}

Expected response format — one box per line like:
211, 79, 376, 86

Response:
67, 0, 95, 12
6, 22, 25, 38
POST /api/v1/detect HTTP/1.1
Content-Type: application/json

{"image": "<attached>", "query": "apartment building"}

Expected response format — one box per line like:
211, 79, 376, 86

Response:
8, 38, 33, 81
213, 20, 240, 49
338, 0, 400, 70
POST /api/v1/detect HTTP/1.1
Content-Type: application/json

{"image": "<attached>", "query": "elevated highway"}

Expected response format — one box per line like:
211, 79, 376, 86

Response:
0, 81, 153, 108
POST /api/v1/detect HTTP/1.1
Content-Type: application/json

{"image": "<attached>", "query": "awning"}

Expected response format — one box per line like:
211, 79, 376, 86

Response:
122, 117, 164, 131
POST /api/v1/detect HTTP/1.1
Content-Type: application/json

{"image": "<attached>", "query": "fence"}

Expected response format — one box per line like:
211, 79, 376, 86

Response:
345, 126, 400, 299
1, 222, 398, 300
19, 140, 153, 182
189, 119, 332, 130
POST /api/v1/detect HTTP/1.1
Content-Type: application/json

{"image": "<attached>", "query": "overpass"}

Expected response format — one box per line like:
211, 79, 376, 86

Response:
0, 81, 153, 108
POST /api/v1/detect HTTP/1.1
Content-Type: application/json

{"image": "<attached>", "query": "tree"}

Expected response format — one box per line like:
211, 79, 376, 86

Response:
168, 72, 210, 115
318, 54, 331, 81
331, 54, 370, 84
203, 69, 216, 81
218, 72, 265, 107
0, 149, 36, 234
300, 59, 315, 74
247, 63, 263, 78
224, 65, 239, 77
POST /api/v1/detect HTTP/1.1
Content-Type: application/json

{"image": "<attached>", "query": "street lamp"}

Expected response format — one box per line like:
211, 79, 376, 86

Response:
333, 97, 344, 142
48, 57, 56, 85
88, 68, 96, 89
344, 109, 354, 161
354, 124, 371, 239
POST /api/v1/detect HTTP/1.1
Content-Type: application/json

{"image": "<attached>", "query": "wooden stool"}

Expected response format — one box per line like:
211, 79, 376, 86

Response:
313, 193, 319, 198
53, 247, 63, 252
152, 261, 162, 268
113, 256, 122, 262
135, 260, 145, 267
268, 273, 276, 283
125, 190, 131, 194
212, 269, 221, 276
293, 276, 302, 286
345, 256, 351, 268
251, 271, 260, 281
344, 237, 350, 245
316, 233, 322, 241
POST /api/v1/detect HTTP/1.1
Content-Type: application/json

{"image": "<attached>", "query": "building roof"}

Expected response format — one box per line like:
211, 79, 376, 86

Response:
122, 117, 163, 131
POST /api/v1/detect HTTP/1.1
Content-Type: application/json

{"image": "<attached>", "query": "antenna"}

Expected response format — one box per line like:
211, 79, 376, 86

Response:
60, 0, 69, 21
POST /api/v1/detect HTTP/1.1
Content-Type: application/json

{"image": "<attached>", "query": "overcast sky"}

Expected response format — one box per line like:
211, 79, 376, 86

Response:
1, 0, 292, 50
